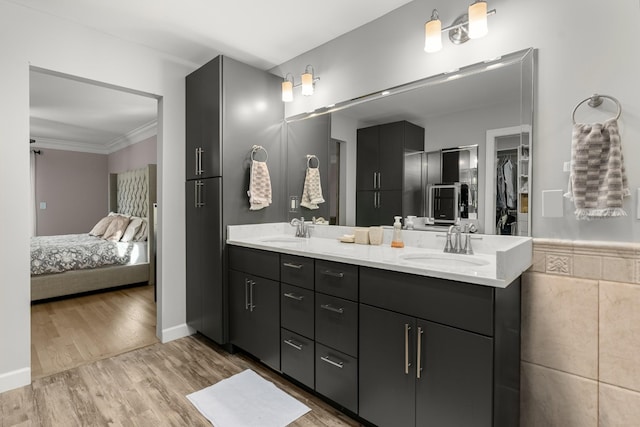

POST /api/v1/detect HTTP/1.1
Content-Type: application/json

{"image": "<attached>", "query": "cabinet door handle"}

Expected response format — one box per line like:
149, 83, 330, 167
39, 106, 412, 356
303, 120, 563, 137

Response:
195, 181, 205, 208
320, 355, 344, 369
405, 323, 412, 375
284, 339, 303, 351
320, 304, 344, 314
249, 280, 255, 312
416, 326, 424, 379
320, 270, 344, 278
377, 192, 381, 208
377, 172, 381, 189
283, 292, 304, 301
283, 262, 303, 269
373, 172, 377, 189
195, 148, 200, 176
197, 147, 204, 175
244, 278, 250, 310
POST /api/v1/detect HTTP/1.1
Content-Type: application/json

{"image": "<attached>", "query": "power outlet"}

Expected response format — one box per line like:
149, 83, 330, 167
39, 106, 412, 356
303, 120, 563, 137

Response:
563, 161, 571, 172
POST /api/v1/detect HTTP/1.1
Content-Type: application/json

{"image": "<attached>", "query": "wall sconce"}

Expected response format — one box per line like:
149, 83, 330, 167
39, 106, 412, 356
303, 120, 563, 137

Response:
424, 1, 496, 53
281, 65, 320, 102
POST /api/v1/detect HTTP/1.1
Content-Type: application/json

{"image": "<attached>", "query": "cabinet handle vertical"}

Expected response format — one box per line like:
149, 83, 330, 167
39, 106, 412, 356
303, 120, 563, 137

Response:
373, 172, 377, 189
195, 181, 205, 208
249, 280, 255, 312
244, 278, 250, 310
377, 172, 381, 189
404, 324, 411, 375
377, 192, 381, 209
195, 148, 200, 176
196, 147, 204, 175
416, 326, 424, 379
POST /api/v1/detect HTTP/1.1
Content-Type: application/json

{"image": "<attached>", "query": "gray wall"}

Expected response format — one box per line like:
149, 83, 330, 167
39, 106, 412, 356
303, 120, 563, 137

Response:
273, 0, 640, 242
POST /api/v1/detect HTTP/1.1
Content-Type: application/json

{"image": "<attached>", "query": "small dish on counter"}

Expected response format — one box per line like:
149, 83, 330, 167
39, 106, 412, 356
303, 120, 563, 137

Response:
338, 234, 355, 243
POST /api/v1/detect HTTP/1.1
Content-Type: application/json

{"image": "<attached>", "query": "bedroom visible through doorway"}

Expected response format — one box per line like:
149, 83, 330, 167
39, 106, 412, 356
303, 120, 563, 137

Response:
29, 67, 161, 379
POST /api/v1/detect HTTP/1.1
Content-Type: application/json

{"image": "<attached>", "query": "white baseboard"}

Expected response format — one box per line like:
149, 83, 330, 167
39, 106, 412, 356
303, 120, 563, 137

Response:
0, 367, 30, 393
161, 323, 196, 343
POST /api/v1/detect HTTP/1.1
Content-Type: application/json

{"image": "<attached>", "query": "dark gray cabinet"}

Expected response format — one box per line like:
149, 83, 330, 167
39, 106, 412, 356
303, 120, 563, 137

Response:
356, 120, 424, 226
359, 267, 520, 427
185, 55, 283, 345
228, 247, 280, 371
185, 178, 222, 341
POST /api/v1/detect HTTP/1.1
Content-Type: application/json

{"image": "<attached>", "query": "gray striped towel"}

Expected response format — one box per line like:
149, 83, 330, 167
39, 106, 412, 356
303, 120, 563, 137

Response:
564, 119, 629, 219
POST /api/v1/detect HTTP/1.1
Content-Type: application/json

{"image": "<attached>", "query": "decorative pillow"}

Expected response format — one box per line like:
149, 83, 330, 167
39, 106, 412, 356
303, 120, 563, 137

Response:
133, 218, 148, 242
89, 215, 115, 237
121, 217, 143, 242
102, 215, 132, 241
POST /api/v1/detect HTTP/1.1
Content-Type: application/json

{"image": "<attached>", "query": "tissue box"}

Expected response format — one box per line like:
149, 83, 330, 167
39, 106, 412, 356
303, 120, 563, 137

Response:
354, 227, 370, 245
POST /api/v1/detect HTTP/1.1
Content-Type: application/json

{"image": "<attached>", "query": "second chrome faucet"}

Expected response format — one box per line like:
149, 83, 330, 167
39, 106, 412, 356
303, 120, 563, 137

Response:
444, 224, 475, 255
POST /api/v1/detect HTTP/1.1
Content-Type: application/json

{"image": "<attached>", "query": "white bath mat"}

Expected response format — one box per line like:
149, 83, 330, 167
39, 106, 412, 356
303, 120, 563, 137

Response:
187, 369, 311, 427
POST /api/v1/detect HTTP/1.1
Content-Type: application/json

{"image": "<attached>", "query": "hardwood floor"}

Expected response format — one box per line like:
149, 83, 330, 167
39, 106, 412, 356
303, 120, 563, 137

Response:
2, 335, 362, 426
31, 284, 159, 379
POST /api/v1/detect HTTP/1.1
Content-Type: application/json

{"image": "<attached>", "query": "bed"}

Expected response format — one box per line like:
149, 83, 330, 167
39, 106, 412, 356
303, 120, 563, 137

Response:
30, 164, 156, 301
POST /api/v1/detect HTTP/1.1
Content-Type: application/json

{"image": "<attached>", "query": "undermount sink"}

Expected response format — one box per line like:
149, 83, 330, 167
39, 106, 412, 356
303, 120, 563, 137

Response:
399, 253, 490, 268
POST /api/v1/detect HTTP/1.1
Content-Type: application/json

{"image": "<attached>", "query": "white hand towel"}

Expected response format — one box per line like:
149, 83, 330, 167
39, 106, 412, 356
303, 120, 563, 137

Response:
564, 119, 629, 219
247, 160, 272, 210
300, 167, 324, 210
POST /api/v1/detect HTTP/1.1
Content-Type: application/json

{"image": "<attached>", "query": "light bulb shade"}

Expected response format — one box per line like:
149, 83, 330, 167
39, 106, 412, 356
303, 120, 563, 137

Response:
282, 80, 293, 102
301, 72, 314, 96
424, 18, 442, 53
468, 1, 488, 39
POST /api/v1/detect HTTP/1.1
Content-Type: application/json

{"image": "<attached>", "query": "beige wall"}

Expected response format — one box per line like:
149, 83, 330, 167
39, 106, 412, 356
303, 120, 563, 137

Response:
108, 135, 157, 174
522, 240, 640, 426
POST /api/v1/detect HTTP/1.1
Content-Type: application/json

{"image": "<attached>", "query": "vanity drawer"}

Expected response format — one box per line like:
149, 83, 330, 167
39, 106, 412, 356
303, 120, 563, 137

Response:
281, 329, 314, 390
315, 293, 358, 357
228, 246, 279, 281
315, 260, 358, 301
360, 267, 494, 336
315, 343, 358, 414
280, 254, 314, 290
281, 284, 314, 339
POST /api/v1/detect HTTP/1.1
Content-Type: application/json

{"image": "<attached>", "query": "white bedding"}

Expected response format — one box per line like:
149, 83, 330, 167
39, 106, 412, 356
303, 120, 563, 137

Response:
119, 240, 148, 264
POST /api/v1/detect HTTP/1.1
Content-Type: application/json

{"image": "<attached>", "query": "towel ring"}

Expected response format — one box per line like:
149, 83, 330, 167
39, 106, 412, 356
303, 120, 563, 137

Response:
306, 155, 319, 169
251, 145, 268, 162
572, 94, 622, 124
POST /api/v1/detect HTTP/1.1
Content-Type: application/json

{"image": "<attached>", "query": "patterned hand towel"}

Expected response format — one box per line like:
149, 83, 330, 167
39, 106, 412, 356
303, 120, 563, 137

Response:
564, 119, 629, 219
247, 160, 272, 210
300, 167, 325, 210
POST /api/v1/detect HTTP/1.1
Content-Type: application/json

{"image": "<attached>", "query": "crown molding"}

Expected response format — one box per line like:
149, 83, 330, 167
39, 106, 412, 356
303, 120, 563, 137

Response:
30, 120, 157, 155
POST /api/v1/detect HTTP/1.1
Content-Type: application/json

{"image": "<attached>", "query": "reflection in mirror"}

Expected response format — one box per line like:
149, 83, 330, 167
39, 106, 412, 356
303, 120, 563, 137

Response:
287, 48, 535, 235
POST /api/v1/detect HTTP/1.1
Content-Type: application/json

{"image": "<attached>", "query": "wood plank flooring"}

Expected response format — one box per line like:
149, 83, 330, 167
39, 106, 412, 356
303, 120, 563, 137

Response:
2, 335, 363, 426
31, 284, 159, 380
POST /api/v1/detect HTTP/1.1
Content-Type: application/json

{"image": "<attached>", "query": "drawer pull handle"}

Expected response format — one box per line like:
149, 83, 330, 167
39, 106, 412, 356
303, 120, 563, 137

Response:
320, 355, 344, 369
284, 339, 303, 351
320, 304, 344, 314
320, 270, 344, 278
283, 292, 304, 301
283, 262, 303, 269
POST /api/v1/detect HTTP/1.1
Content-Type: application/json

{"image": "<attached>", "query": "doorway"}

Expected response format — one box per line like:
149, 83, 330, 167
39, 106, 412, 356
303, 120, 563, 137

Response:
29, 67, 161, 378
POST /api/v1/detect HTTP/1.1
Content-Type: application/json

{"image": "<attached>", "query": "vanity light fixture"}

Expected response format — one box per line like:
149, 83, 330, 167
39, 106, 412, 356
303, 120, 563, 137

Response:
281, 65, 320, 102
424, 1, 496, 53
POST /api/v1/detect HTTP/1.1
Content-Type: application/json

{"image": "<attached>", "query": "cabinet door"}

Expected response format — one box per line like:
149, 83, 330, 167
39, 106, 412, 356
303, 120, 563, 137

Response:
356, 126, 379, 191
229, 270, 281, 370
356, 191, 378, 227
377, 190, 402, 226
378, 122, 405, 191
415, 320, 493, 427
186, 178, 222, 342
186, 57, 221, 180
359, 304, 415, 427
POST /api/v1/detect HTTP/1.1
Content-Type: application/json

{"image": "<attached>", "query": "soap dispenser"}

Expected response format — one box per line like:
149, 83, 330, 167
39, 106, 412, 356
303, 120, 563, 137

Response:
391, 216, 405, 248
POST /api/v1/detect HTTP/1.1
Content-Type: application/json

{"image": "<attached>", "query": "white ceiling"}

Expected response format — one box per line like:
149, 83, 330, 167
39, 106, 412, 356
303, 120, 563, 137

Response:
17, 0, 415, 152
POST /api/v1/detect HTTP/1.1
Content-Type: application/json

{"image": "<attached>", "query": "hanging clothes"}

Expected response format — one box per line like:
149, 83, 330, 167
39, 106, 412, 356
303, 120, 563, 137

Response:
496, 160, 506, 209
503, 158, 516, 209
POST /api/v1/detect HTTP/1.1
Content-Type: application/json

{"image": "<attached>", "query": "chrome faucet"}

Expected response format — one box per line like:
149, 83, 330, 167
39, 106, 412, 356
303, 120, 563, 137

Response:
290, 217, 310, 238
444, 225, 462, 253
444, 224, 475, 254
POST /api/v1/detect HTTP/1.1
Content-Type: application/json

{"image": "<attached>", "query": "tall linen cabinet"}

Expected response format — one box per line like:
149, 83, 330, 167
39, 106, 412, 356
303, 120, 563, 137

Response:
186, 55, 284, 344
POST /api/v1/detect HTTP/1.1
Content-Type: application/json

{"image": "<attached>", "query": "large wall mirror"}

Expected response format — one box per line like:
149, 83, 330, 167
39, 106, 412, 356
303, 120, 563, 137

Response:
286, 48, 535, 236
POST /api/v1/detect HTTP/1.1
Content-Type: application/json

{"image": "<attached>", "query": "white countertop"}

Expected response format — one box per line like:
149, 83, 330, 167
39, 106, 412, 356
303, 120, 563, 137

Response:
226, 223, 533, 288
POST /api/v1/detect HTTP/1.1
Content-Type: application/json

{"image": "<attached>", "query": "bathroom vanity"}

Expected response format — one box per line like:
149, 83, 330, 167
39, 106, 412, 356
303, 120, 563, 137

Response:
226, 223, 531, 427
